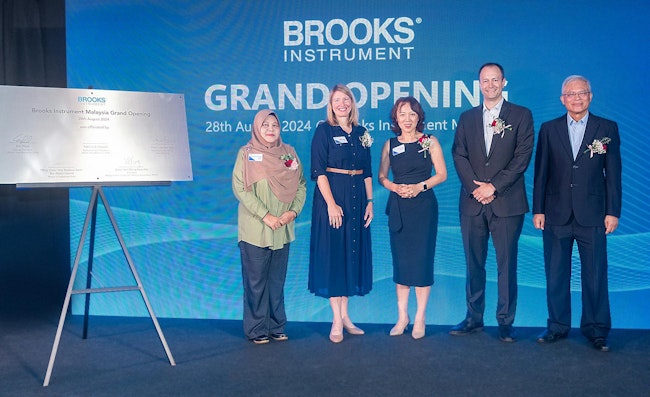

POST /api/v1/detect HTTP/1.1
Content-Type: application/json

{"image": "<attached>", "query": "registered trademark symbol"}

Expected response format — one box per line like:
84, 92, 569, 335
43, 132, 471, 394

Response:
416, 17, 422, 24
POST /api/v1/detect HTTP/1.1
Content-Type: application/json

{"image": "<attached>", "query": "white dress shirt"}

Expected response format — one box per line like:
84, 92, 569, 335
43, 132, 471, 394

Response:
483, 98, 505, 153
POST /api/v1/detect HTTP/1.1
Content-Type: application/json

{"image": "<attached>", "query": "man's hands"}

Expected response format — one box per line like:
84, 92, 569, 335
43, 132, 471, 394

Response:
605, 215, 619, 234
532, 214, 619, 234
472, 180, 496, 205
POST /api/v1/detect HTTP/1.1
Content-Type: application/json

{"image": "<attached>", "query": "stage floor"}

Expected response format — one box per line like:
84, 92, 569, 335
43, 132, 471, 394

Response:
2, 311, 649, 396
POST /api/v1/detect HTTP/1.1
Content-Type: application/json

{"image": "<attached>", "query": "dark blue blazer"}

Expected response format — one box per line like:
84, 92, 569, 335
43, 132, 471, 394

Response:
532, 113, 622, 226
452, 100, 535, 217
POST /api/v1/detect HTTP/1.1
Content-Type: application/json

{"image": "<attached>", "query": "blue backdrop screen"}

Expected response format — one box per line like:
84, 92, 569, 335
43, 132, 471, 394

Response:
66, 0, 650, 328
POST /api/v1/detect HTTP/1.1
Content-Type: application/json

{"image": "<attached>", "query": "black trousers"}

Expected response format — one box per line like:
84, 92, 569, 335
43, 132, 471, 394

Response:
543, 216, 611, 340
460, 205, 524, 326
239, 241, 290, 340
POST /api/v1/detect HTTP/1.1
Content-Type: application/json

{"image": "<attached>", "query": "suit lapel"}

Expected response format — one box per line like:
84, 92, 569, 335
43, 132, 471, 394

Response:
472, 106, 489, 159
498, 101, 512, 122
557, 115, 573, 161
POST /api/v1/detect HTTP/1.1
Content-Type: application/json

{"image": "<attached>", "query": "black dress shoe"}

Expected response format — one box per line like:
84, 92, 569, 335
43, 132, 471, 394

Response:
592, 337, 610, 352
536, 329, 568, 343
449, 319, 484, 336
498, 325, 516, 343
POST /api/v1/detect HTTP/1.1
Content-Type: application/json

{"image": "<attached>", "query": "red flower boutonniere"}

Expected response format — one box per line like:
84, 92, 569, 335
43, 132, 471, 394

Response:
280, 154, 298, 170
418, 135, 432, 158
584, 137, 611, 158
491, 118, 512, 138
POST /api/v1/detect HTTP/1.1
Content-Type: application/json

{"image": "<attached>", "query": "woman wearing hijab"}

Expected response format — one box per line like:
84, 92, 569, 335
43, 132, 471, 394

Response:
309, 84, 374, 343
232, 109, 307, 345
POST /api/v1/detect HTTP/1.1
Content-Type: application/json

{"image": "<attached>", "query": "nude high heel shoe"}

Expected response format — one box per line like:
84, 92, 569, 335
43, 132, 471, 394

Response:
329, 323, 343, 343
390, 316, 410, 336
412, 319, 425, 340
342, 317, 364, 335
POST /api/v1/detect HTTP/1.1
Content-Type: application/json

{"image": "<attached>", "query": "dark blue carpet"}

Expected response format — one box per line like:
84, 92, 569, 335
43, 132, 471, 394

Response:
1, 311, 649, 396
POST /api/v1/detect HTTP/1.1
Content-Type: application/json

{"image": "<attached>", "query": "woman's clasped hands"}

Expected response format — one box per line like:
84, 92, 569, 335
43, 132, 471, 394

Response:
263, 211, 297, 231
396, 183, 420, 199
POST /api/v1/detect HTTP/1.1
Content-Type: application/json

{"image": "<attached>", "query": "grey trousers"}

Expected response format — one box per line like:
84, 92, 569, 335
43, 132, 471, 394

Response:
239, 241, 289, 340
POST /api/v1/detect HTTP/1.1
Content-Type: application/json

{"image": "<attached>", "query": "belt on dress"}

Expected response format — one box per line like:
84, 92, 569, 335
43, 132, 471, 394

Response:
325, 167, 363, 176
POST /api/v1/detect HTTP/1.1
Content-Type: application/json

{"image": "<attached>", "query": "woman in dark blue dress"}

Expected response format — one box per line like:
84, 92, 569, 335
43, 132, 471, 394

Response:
309, 84, 374, 343
378, 97, 447, 339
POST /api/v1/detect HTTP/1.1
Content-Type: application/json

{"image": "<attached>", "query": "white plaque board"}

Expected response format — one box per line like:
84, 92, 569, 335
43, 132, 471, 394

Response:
0, 85, 193, 185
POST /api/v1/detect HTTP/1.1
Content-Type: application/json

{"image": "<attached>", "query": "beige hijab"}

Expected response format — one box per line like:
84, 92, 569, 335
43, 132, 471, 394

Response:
242, 109, 300, 203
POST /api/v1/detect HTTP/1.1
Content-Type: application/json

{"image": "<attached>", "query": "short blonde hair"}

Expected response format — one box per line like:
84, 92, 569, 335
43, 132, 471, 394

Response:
326, 84, 359, 127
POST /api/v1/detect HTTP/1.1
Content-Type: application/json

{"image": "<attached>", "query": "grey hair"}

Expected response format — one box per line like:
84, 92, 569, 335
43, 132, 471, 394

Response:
561, 75, 591, 94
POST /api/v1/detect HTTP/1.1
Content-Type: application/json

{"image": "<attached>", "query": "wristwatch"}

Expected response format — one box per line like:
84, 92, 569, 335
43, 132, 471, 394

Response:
422, 182, 428, 191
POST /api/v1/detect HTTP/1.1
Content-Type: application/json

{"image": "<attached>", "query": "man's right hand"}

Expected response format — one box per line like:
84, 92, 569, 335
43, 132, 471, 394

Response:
533, 214, 545, 230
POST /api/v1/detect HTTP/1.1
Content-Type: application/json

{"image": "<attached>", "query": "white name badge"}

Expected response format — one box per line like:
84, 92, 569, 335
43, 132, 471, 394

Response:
392, 144, 406, 156
333, 136, 348, 145
248, 153, 263, 161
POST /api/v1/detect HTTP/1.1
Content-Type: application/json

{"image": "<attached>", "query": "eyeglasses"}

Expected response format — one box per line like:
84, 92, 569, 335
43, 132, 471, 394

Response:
563, 91, 590, 99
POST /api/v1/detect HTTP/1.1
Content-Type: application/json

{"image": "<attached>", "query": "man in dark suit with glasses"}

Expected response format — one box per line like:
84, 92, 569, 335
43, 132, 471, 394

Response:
533, 75, 622, 352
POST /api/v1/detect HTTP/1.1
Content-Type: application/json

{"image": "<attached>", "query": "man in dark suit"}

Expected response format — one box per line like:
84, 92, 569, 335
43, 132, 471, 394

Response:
533, 75, 622, 352
451, 63, 534, 342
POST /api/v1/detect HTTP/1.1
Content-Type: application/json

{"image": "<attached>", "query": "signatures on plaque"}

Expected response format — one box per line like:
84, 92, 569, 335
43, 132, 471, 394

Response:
8, 134, 37, 154
150, 134, 175, 155
112, 156, 151, 176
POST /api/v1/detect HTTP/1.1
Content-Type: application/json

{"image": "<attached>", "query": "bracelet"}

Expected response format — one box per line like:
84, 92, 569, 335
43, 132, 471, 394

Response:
367, 198, 373, 203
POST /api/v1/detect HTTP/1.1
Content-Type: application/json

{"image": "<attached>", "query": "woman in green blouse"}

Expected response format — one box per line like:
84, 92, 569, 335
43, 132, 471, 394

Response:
232, 109, 307, 344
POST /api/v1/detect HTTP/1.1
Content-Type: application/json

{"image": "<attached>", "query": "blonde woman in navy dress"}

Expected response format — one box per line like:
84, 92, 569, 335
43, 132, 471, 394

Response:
309, 84, 374, 343
378, 97, 447, 339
